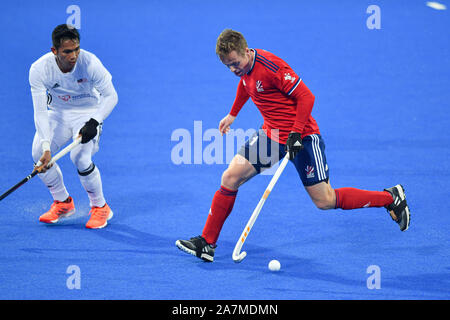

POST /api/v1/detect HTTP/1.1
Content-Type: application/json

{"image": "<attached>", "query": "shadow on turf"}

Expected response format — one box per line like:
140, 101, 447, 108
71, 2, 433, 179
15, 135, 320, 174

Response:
197, 241, 450, 298
196, 241, 361, 286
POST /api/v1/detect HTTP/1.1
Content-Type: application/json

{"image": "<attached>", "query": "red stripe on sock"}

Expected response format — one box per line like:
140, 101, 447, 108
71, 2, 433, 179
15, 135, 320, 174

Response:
202, 186, 237, 245
334, 188, 393, 210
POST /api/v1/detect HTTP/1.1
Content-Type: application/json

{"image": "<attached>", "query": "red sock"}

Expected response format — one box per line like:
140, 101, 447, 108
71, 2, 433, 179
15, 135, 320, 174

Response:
202, 186, 237, 245
334, 188, 393, 210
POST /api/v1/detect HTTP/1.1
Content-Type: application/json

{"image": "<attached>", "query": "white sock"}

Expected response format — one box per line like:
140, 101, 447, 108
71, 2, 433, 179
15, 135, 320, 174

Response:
38, 164, 69, 202
78, 164, 106, 208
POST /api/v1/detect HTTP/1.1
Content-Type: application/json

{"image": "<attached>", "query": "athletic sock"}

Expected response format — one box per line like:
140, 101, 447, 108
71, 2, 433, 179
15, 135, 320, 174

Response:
78, 164, 106, 208
334, 187, 393, 210
58, 197, 72, 203
202, 186, 238, 245
38, 163, 69, 202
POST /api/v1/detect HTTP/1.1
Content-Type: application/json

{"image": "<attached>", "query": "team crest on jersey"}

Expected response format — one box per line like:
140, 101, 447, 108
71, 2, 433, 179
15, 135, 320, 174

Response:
305, 165, 315, 178
58, 95, 71, 102
77, 78, 88, 84
284, 73, 296, 83
256, 80, 264, 92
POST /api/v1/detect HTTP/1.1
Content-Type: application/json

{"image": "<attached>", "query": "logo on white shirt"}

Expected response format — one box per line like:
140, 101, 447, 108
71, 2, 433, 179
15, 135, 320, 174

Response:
58, 95, 71, 102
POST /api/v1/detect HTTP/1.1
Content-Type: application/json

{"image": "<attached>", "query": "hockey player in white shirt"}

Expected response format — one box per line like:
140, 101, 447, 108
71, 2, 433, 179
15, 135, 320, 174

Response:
29, 24, 118, 229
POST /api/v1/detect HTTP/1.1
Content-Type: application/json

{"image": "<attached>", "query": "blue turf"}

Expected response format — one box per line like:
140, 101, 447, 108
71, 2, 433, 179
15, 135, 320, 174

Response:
0, 0, 449, 299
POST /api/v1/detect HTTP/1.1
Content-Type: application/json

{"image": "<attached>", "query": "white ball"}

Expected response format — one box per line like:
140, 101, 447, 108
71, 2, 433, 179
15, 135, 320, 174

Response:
268, 259, 281, 272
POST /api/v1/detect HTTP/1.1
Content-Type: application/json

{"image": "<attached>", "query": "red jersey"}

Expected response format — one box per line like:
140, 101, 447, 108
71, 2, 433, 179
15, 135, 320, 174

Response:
229, 49, 320, 144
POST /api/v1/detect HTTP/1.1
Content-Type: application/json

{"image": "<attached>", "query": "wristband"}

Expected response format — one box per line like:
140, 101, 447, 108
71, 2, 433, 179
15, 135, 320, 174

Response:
41, 140, 51, 153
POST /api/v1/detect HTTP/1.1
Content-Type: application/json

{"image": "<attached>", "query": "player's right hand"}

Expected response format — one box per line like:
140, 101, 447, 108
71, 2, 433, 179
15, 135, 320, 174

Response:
219, 114, 236, 136
79, 118, 99, 144
35, 150, 52, 173
285, 132, 303, 160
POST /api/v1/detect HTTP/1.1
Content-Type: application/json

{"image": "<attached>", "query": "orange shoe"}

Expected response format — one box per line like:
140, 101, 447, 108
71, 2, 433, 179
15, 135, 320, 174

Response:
85, 203, 113, 229
39, 197, 76, 224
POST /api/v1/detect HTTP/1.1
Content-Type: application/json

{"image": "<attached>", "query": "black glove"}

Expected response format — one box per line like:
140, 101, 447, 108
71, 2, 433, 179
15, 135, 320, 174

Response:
79, 118, 99, 144
285, 132, 303, 160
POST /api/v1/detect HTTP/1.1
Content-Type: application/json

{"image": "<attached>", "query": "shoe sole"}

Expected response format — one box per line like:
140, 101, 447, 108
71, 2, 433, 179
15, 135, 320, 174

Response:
40, 209, 76, 224
175, 240, 214, 262
397, 185, 410, 231
86, 210, 114, 229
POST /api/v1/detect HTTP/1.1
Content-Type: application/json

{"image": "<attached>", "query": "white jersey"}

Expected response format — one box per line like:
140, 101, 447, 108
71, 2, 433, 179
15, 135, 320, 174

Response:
29, 49, 118, 151
29, 49, 112, 114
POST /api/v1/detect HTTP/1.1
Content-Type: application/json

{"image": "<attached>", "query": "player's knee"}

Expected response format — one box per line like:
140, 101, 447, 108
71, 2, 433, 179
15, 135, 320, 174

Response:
313, 199, 333, 210
31, 136, 45, 163
221, 169, 242, 190
311, 194, 335, 210
70, 149, 91, 172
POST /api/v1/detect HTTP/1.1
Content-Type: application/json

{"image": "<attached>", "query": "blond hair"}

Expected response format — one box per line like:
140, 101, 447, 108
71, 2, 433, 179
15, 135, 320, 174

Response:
216, 29, 248, 60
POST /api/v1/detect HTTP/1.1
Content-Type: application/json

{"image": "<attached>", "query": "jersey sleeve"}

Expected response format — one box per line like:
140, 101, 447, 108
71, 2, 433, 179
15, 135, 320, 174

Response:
87, 55, 118, 123
229, 78, 250, 117
273, 66, 302, 97
274, 66, 315, 135
288, 80, 315, 135
91, 81, 118, 123
88, 54, 113, 93
29, 64, 51, 151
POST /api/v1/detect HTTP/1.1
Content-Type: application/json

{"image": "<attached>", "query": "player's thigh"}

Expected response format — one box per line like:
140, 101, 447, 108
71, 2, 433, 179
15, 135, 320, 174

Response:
223, 129, 284, 189
221, 154, 258, 189
69, 115, 102, 170
291, 134, 335, 209
237, 129, 285, 173
31, 113, 73, 162
291, 134, 330, 187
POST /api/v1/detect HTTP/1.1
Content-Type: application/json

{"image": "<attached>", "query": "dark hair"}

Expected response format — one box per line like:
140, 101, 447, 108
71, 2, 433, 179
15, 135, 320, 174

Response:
52, 24, 80, 49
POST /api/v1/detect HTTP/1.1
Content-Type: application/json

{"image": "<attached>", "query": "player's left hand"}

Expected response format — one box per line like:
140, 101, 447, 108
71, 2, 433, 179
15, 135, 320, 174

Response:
79, 118, 99, 144
35, 150, 52, 173
285, 131, 303, 160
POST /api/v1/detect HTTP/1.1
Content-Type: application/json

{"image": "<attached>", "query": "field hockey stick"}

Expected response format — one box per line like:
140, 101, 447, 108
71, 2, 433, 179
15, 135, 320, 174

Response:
0, 136, 81, 202
232, 153, 290, 263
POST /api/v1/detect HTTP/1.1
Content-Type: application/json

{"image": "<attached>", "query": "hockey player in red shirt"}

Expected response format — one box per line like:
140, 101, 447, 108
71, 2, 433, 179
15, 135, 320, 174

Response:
176, 29, 410, 262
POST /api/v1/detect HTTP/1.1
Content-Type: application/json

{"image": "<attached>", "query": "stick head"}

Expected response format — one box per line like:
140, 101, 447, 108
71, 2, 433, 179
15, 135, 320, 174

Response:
232, 251, 247, 263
